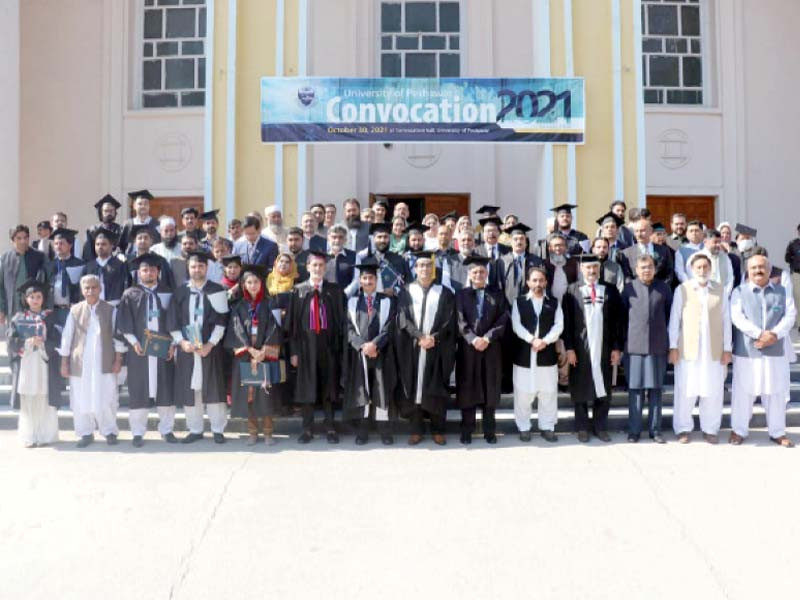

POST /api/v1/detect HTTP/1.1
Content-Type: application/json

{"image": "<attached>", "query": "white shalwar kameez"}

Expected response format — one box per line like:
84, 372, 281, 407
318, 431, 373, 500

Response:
730, 283, 797, 438
58, 305, 123, 438
669, 281, 732, 435
511, 294, 564, 433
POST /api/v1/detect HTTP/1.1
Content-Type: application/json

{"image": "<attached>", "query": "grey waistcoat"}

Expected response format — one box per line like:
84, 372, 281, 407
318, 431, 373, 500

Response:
733, 284, 786, 358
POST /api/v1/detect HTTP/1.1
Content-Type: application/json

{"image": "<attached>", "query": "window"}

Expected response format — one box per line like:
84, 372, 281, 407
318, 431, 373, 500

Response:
380, 1, 461, 78
641, 0, 704, 105
141, 0, 207, 108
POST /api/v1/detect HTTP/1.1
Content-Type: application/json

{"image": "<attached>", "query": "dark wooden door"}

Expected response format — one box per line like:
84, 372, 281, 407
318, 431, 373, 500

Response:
647, 196, 716, 230
370, 193, 470, 223
129, 196, 204, 224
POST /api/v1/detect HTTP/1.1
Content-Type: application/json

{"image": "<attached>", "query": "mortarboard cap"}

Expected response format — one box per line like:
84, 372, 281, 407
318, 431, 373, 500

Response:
463, 255, 491, 268
128, 189, 154, 200
36, 220, 52, 230
93, 227, 119, 244
441, 211, 460, 222
17, 279, 49, 297
94, 194, 121, 211
479, 216, 503, 228
404, 222, 430, 235
129, 252, 163, 270
199, 209, 220, 221
652, 222, 666, 232
129, 224, 155, 239
475, 205, 500, 215
734, 223, 757, 237
240, 264, 270, 280
186, 250, 213, 264
596, 212, 624, 227
357, 256, 381, 275
503, 222, 532, 235
220, 255, 242, 267
181, 207, 200, 217
550, 203, 578, 213
49, 228, 77, 242
369, 222, 392, 235
307, 250, 330, 262
577, 254, 601, 264
410, 250, 435, 260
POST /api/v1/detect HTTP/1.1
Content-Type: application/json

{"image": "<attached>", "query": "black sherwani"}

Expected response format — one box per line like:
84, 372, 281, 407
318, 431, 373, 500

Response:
116, 283, 175, 409
455, 287, 508, 410
166, 281, 230, 407
342, 292, 397, 420
396, 282, 456, 417
85, 256, 130, 305
224, 296, 285, 418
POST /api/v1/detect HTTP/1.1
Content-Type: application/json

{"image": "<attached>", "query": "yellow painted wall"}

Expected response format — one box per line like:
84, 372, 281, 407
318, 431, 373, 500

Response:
620, 0, 643, 208
550, 0, 568, 207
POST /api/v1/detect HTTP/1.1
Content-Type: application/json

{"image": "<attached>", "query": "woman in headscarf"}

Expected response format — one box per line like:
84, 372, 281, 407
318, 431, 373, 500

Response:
266, 253, 299, 416
224, 265, 285, 446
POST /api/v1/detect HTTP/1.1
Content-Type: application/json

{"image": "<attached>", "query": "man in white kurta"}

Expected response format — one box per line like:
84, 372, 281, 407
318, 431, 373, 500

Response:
511, 267, 563, 442
729, 254, 796, 447
669, 252, 732, 443
59, 275, 124, 447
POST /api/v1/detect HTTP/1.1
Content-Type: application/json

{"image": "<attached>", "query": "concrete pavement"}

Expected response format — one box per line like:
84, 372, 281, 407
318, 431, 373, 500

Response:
0, 428, 798, 600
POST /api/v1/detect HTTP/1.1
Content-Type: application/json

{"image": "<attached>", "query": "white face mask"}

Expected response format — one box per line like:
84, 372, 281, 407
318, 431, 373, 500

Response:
738, 238, 755, 252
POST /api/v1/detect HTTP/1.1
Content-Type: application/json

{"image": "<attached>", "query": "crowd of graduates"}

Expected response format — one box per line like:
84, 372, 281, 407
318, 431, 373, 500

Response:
1, 190, 799, 449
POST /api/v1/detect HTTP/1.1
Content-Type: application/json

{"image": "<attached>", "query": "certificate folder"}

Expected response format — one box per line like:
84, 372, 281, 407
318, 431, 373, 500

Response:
239, 360, 287, 387
142, 329, 172, 359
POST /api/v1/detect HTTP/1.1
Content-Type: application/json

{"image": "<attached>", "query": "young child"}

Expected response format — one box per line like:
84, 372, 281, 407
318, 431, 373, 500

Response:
6, 280, 60, 447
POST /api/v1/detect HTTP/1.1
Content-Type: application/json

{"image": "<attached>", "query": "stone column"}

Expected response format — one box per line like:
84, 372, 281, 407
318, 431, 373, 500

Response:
0, 0, 20, 238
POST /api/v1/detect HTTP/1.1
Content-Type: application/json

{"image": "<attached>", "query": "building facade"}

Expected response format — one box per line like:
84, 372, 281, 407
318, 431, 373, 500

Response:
2, 0, 798, 263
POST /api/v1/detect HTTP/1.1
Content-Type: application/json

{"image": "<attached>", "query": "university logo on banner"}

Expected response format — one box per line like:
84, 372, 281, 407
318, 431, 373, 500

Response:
260, 77, 585, 144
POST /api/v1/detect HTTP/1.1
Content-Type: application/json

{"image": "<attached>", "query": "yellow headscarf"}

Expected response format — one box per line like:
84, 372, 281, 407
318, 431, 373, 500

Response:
266, 252, 299, 295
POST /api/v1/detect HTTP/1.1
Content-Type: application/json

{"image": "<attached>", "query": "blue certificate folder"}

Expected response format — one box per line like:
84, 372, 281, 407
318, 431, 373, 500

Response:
239, 360, 287, 387
142, 329, 172, 359
15, 318, 43, 340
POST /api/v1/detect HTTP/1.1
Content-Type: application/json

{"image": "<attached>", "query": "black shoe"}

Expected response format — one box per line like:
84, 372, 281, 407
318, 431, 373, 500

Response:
519, 431, 532, 442
541, 430, 558, 443
596, 430, 612, 443
106, 433, 119, 446
297, 431, 313, 444
355, 434, 368, 446
627, 434, 640, 443
460, 433, 472, 445
181, 432, 204, 444
213, 433, 226, 444
132, 436, 144, 448
381, 434, 394, 446
485, 434, 497, 444
577, 430, 590, 443
162, 433, 178, 444
326, 431, 339, 444
76, 435, 94, 448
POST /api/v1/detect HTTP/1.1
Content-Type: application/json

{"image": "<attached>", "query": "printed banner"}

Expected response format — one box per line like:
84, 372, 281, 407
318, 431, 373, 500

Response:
260, 77, 585, 144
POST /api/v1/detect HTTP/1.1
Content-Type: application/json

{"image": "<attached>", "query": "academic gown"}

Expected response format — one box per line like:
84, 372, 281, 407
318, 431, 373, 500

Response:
224, 296, 285, 418
43, 256, 86, 306
85, 256, 130, 305
82, 222, 123, 261
267, 291, 294, 409
115, 283, 175, 409
6, 309, 64, 409
166, 281, 230, 407
561, 281, 624, 403
341, 292, 397, 419
455, 287, 508, 409
396, 282, 456, 416
120, 218, 160, 254
286, 280, 346, 404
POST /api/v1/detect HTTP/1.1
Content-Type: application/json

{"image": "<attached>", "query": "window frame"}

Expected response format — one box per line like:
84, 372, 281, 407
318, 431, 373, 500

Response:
374, 0, 465, 78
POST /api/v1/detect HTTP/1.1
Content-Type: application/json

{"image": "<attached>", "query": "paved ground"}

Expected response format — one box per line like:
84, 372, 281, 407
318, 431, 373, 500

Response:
1, 427, 798, 600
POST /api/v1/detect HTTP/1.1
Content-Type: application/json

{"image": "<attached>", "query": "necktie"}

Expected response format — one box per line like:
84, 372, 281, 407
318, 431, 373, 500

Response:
514, 256, 522, 286
311, 286, 321, 334
491, 246, 497, 260
590, 283, 597, 305
57, 259, 68, 298
366, 294, 374, 318
419, 288, 430, 332
476, 289, 485, 320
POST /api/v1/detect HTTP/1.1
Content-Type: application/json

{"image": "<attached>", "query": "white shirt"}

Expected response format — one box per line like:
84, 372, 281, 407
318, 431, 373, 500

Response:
511, 293, 563, 394
674, 242, 703, 283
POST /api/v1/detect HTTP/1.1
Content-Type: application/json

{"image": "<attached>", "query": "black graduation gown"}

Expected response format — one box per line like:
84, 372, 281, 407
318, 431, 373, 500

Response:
455, 287, 508, 409
286, 280, 346, 404
128, 253, 175, 291
268, 291, 294, 409
82, 222, 123, 261
224, 297, 285, 418
561, 282, 624, 404
85, 256, 130, 304
6, 309, 64, 409
119, 218, 160, 254
396, 282, 456, 416
43, 256, 86, 306
341, 292, 397, 419
166, 281, 230, 407
115, 283, 175, 409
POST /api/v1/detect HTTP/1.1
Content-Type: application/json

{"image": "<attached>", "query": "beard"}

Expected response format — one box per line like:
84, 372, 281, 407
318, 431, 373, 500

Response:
532, 285, 545, 295
550, 253, 566, 266
374, 241, 389, 254
102, 214, 116, 224
164, 237, 178, 249
695, 274, 710, 284
346, 215, 361, 228
269, 223, 281, 234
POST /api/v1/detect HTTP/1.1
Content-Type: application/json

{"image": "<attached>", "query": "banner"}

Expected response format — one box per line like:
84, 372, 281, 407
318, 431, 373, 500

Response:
260, 77, 585, 144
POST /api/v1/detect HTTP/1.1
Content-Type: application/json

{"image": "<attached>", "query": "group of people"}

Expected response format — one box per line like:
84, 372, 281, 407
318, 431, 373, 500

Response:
1, 191, 798, 450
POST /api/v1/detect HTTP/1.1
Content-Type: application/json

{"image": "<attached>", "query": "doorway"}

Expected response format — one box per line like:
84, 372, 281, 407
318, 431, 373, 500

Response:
370, 193, 470, 223
647, 195, 716, 230
129, 196, 204, 224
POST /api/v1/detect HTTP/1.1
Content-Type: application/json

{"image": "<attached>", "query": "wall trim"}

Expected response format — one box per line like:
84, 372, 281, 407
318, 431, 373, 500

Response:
203, 0, 215, 211
225, 0, 237, 220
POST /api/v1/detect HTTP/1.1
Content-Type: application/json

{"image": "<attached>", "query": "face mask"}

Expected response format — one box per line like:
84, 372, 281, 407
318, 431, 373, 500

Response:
738, 239, 755, 252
